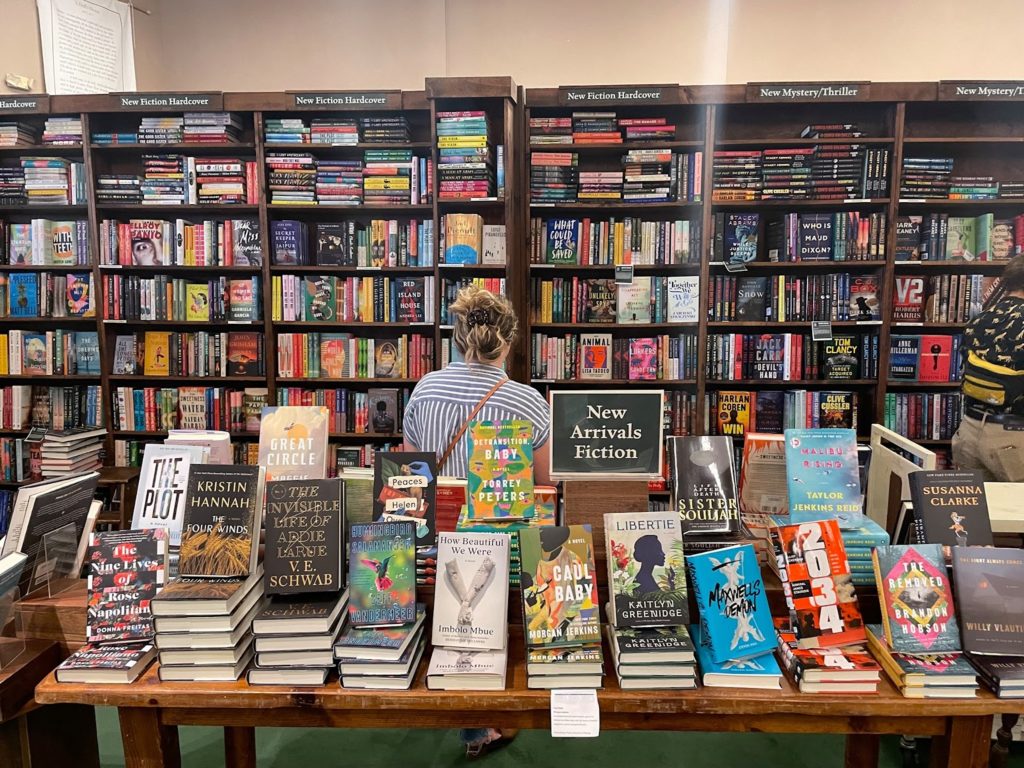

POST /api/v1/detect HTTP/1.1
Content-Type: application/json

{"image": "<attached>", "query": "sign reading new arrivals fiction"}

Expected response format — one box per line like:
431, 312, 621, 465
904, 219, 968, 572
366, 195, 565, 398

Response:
548, 390, 664, 480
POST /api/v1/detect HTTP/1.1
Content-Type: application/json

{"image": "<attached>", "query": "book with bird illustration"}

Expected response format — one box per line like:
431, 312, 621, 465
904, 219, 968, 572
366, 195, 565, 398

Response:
783, 428, 863, 527
347, 521, 416, 628
257, 405, 330, 482
372, 451, 437, 546
466, 420, 535, 521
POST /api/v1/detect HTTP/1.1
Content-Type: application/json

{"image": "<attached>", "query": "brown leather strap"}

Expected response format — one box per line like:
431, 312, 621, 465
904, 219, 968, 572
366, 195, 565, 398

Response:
438, 378, 506, 471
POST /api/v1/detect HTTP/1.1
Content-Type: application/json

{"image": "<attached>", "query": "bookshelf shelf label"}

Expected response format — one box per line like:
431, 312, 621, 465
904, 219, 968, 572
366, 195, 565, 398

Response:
939, 81, 1024, 100
811, 321, 833, 342
290, 92, 401, 109
114, 92, 223, 110
614, 265, 634, 285
746, 82, 870, 102
557, 85, 676, 105
0, 96, 48, 113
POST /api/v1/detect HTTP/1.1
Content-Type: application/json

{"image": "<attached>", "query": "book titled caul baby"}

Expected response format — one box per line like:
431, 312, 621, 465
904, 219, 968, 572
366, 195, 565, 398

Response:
466, 420, 534, 521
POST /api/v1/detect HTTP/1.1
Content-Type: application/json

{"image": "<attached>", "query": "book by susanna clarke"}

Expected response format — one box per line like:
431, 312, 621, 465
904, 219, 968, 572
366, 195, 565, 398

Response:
347, 521, 416, 628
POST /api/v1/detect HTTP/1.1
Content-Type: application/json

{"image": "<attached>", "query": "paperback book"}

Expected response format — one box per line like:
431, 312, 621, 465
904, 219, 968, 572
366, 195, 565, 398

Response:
466, 420, 534, 521
783, 428, 862, 526
669, 436, 740, 535
257, 405, 330, 482
873, 543, 960, 654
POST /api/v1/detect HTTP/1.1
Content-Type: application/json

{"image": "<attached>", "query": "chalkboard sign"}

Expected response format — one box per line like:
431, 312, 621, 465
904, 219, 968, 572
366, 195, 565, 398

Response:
549, 390, 664, 480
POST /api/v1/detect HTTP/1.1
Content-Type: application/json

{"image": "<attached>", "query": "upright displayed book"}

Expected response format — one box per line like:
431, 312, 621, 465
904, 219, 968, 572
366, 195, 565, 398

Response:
432, 531, 509, 651
257, 406, 330, 482
738, 433, 789, 517
908, 470, 992, 548
131, 443, 208, 548
263, 479, 344, 595
783, 428, 862, 526
372, 451, 437, 546
347, 521, 416, 628
668, 436, 740, 535
952, 547, 1024, 657
466, 420, 534, 521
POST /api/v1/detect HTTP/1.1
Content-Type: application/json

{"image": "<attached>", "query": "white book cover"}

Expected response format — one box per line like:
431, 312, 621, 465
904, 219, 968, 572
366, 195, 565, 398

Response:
432, 532, 509, 650
165, 430, 229, 464
667, 276, 700, 323
427, 647, 508, 677
481, 225, 506, 265
132, 443, 208, 546
616, 277, 653, 323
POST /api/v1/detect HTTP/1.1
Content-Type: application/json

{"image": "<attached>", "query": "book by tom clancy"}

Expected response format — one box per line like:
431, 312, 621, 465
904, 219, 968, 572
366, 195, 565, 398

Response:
784, 428, 862, 526
669, 436, 740, 536
604, 511, 687, 628
466, 420, 534, 521
372, 451, 437, 546
872, 543, 960, 655
685, 543, 774, 663
518, 525, 601, 648
257, 405, 329, 482
432, 532, 509, 650
908, 470, 993, 549
131, 443, 207, 547
178, 464, 265, 578
952, 547, 1024, 656
347, 521, 416, 628
263, 479, 344, 596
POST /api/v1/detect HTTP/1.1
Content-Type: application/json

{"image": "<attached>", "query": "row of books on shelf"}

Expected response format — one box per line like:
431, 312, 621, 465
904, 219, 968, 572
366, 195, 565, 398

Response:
276, 333, 434, 380
0, 117, 82, 147
99, 218, 262, 267
899, 157, 1024, 200
531, 333, 700, 382
266, 151, 432, 206
112, 331, 264, 378
110, 385, 263, 433
705, 389, 859, 433
530, 216, 700, 266
102, 274, 260, 322
0, 157, 86, 206
95, 156, 258, 205
760, 211, 888, 262
708, 273, 880, 322
705, 333, 881, 381
530, 149, 702, 203
531, 275, 699, 324
896, 211, 1018, 262
883, 391, 963, 441
0, 329, 99, 376
893, 274, 998, 324
0, 271, 93, 318
0, 437, 30, 482
890, 334, 963, 382
271, 218, 437, 268
0, 384, 102, 430
529, 112, 679, 144
275, 387, 408, 436
0, 219, 90, 265
438, 214, 505, 265
91, 113, 244, 145
264, 115, 410, 145
436, 111, 501, 201
272, 274, 434, 324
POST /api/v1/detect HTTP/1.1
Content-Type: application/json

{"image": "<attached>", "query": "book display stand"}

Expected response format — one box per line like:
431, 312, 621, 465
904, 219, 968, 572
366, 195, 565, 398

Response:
0, 588, 25, 670
26, 523, 80, 600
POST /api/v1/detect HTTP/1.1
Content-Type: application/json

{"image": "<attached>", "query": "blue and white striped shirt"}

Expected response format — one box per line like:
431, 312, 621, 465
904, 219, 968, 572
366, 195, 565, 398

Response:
403, 362, 550, 478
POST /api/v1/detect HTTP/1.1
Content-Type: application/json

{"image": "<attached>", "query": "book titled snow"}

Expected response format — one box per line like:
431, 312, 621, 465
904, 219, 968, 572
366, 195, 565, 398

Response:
432, 532, 509, 650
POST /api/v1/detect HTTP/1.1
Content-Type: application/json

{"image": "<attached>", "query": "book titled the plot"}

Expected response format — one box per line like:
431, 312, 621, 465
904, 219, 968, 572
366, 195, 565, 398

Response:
604, 511, 687, 628
372, 451, 437, 545
669, 436, 740, 535
952, 547, 1024, 657
263, 479, 344, 596
433, 532, 509, 650
131, 443, 207, 547
347, 521, 416, 628
466, 420, 534, 521
257, 405, 330, 482
784, 428, 862, 525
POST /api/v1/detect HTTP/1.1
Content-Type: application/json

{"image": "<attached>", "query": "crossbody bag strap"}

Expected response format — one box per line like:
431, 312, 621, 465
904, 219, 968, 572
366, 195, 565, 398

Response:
438, 377, 506, 471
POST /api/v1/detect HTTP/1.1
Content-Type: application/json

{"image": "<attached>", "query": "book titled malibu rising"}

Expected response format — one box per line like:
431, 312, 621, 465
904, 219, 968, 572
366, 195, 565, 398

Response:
264, 479, 344, 596
257, 405, 330, 482
347, 521, 416, 628
953, 547, 1024, 656
669, 436, 740, 535
783, 428, 862, 526
432, 532, 509, 650
178, 465, 265, 578
466, 420, 534, 521
604, 511, 687, 628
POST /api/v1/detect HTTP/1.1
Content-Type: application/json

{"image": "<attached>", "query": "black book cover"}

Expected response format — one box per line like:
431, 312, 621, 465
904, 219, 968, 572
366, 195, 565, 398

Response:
953, 547, 1024, 656
668, 436, 740, 536
179, 464, 264, 578
754, 391, 784, 433
797, 213, 834, 260
315, 223, 352, 266
968, 655, 1024, 689
254, 591, 345, 623
372, 451, 437, 546
908, 470, 993, 548
735, 276, 769, 321
87, 529, 167, 591
264, 479, 344, 595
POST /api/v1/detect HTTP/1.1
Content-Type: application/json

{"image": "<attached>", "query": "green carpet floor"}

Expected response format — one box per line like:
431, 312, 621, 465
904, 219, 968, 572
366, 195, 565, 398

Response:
94, 707, 1024, 767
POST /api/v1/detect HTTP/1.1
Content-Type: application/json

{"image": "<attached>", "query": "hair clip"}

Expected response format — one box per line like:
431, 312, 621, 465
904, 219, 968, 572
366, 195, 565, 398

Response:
466, 308, 491, 327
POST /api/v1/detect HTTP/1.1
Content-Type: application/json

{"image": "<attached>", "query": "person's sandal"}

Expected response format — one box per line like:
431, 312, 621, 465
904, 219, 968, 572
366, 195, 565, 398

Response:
465, 729, 519, 760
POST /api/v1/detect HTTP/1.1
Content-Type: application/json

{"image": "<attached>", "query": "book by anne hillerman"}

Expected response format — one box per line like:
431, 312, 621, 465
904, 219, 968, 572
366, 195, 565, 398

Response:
466, 420, 534, 521
347, 521, 416, 628
257, 405, 330, 482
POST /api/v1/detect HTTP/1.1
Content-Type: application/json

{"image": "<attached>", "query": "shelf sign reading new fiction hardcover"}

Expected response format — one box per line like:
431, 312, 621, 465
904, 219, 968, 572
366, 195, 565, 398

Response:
548, 390, 664, 480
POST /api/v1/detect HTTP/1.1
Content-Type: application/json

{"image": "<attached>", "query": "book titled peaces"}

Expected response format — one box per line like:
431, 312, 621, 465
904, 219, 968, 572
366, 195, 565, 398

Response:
433, 532, 509, 650
908, 470, 992, 549
178, 464, 265, 579
347, 521, 416, 628
604, 511, 687, 628
257, 405, 330, 482
263, 479, 344, 596
518, 525, 601, 648
131, 443, 207, 547
372, 451, 437, 546
784, 428, 862, 526
952, 547, 1024, 656
669, 436, 740, 536
466, 420, 534, 521
686, 543, 774, 663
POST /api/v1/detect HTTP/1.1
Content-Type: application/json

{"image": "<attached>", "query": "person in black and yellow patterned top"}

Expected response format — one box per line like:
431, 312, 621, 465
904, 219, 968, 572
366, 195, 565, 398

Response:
952, 256, 1024, 480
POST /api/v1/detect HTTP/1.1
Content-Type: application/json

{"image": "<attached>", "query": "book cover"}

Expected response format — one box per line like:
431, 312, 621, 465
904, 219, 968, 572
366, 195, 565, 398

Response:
817, 392, 857, 429
908, 470, 993, 548
432, 531, 509, 650
303, 276, 335, 322
178, 388, 208, 430
257, 405, 329, 482
130, 220, 164, 266
466, 420, 534, 521
227, 333, 262, 377
784, 428, 862, 525
715, 391, 752, 438
725, 213, 759, 265
952, 547, 1024, 656
21, 334, 45, 375
66, 273, 92, 316
264, 479, 344, 595
849, 275, 880, 320
272, 220, 303, 265
374, 338, 402, 378
738, 433, 789, 517
889, 336, 921, 380
372, 451, 437, 545
395, 278, 427, 323
347, 521, 416, 628
75, 331, 101, 375
669, 436, 740, 535
143, 332, 171, 376
616, 277, 653, 323
519, 525, 601, 648
482, 224, 506, 265
8, 274, 38, 316
604, 511, 687, 628
178, 464, 264, 578
893, 277, 926, 323
754, 391, 784, 433
895, 216, 922, 261
443, 214, 482, 264
666, 276, 700, 323
735, 276, 769, 321
797, 213, 834, 260
545, 219, 579, 264
945, 216, 976, 260
51, 222, 78, 265
232, 219, 262, 266
583, 279, 616, 323
915, 334, 953, 383
55, 643, 156, 682
131, 443, 206, 547
628, 338, 658, 380
873, 543, 961, 654
774, 519, 866, 648
823, 336, 860, 380
86, 529, 167, 643
315, 223, 350, 266
367, 388, 399, 434
579, 334, 612, 380
685, 543, 774, 662
611, 625, 694, 657
183, 283, 209, 322
112, 335, 137, 375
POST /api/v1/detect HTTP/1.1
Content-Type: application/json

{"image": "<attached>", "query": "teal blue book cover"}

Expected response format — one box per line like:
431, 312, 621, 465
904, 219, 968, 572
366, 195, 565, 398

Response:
783, 428, 863, 527
692, 630, 781, 677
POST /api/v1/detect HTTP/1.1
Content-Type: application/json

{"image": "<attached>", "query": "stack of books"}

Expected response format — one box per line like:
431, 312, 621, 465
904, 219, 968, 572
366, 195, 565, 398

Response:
0, 122, 36, 147
42, 117, 82, 146
335, 606, 426, 689
90, 130, 138, 145
776, 620, 881, 693
999, 182, 1024, 199
900, 157, 954, 199
359, 116, 409, 144
436, 110, 492, 200
95, 174, 141, 204
266, 153, 316, 204
530, 152, 578, 204
572, 111, 620, 143
141, 155, 186, 205
801, 124, 864, 139
264, 118, 309, 144
813, 144, 876, 200
578, 169, 622, 201
310, 118, 358, 145
138, 116, 184, 144
248, 591, 349, 685
867, 626, 979, 698
195, 157, 249, 205
620, 117, 675, 142
0, 164, 25, 204
841, 516, 889, 587
363, 150, 414, 205
23, 157, 77, 206
948, 176, 999, 200
969, 655, 1024, 699
761, 147, 813, 200
604, 510, 695, 689
713, 150, 763, 201
316, 159, 363, 205
40, 427, 106, 477
622, 149, 673, 202
183, 112, 242, 143
529, 116, 572, 145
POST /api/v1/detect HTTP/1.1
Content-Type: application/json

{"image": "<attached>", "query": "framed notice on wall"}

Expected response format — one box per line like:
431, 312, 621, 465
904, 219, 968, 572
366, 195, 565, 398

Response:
37, 0, 137, 94
548, 390, 664, 480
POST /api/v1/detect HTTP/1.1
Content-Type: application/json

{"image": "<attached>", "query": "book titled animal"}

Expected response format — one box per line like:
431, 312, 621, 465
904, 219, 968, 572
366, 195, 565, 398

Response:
257, 405, 329, 482
263, 479, 344, 596
347, 521, 416, 628
372, 451, 437, 546
432, 532, 510, 650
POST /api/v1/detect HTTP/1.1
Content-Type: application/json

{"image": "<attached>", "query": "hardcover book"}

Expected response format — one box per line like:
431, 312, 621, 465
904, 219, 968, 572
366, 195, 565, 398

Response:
823, 336, 860, 380
604, 511, 687, 628
968, 654, 1024, 697
583, 279, 616, 323
609, 625, 695, 662
893, 277, 926, 323
669, 436, 740, 535
178, 464, 265, 579
686, 543, 774, 663
908, 470, 992, 548
466, 420, 534, 521
849, 275, 880, 320
518, 525, 601, 648
86, 529, 167, 644
443, 213, 482, 264
714, 391, 752, 437
426, 647, 508, 689
264, 479, 344, 595
616, 277, 653, 324
952, 547, 1024, 656
334, 605, 426, 660
895, 216, 922, 261
628, 338, 657, 380
131, 443, 207, 547
432, 531, 510, 650
723, 213, 760, 265
545, 219, 579, 264
693, 640, 782, 689
666, 276, 700, 323
579, 334, 612, 380
872, 543, 960, 654
738, 433, 789, 517
55, 643, 157, 684
735, 276, 769, 321
866, 625, 978, 687
257, 405, 330, 482
372, 451, 437, 545
232, 219, 263, 266
784, 428, 862, 525
347, 521, 416, 628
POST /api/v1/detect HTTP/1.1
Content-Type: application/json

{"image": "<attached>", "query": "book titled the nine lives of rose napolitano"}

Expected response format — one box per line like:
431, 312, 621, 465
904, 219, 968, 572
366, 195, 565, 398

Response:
257, 405, 330, 482
433, 531, 509, 650
908, 470, 993, 548
953, 546, 1024, 657
86, 529, 167, 645
668, 435, 740, 536
783, 428, 862, 527
263, 479, 344, 596
347, 521, 416, 628
372, 451, 437, 546
604, 511, 687, 628
55, 643, 158, 684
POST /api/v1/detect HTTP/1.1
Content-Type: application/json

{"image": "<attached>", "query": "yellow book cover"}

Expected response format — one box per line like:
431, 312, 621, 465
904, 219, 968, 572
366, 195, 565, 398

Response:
364, 178, 410, 190
716, 391, 752, 437
614, 222, 624, 264
438, 136, 488, 148
272, 276, 281, 321
144, 332, 172, 376
442, 214, 482, 264
186, 284, 211, 322
0, 335, 8, 376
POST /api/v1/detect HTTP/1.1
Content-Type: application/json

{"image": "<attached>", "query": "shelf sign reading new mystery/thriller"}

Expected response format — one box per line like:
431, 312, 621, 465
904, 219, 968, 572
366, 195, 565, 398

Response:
114, 92, 222, 110
0, 95, 48, 113
549, 390, 664, 480
557, 85, 675, 105
290, 92, 401, 109
938, 81, 1024, 100
747, 82, 869, 102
